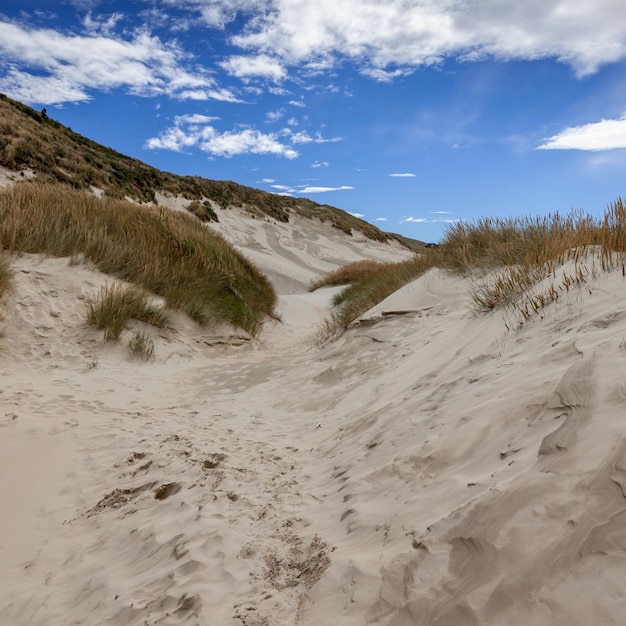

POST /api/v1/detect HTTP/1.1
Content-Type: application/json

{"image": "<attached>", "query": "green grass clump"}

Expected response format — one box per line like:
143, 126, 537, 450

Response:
87, 283, 170, 341
0, 183, 277, 335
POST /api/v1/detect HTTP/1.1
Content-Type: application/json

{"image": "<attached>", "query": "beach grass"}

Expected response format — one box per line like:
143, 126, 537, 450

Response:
86, 283, 170, 341
0, 183, 278, 335
317, 198, 626, 332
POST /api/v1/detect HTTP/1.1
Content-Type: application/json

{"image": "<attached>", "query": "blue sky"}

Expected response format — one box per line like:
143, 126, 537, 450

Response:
1, 1, 626, 242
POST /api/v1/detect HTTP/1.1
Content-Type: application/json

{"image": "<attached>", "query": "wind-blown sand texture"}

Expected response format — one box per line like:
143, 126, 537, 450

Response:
2, 202, 626, 625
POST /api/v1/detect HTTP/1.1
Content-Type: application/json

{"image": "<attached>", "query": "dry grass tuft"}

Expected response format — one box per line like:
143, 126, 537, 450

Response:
309, 260, 388, 291
321, 251, 439, 335
87, 283, 170, 341
128, 331, 156, 360
0, 183, 277, 335
0, 254, 13, 300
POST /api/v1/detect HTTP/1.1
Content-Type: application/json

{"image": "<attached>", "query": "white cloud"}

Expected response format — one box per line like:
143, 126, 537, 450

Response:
403, 215, 458, 224
538, 114, 626, 151
298, 185, 354, 193
178, 113, 219, 124
266, 108, 284, 123
158, 0, 255, 29
10, 0, 626, 107
224, 0, 626, 77
389, 172, 417, 177
349, 212, 365, 218
219, 54, 287, 81
311, 161, 329, 168
375, 217, 388, 221
281, 129, 343, 144
0, 20, 238, 104
146, 116, 299, 158
361, 67, 414, 82
288, 99, 306, 107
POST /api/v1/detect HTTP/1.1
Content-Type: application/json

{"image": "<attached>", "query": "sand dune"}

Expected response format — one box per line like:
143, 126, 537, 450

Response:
2, 222, 626, 625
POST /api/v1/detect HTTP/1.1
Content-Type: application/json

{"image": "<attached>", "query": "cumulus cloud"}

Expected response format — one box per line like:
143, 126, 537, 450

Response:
219, 54, 287, 81
145, 115, 299, 158
0, 20, 238, 104
389, 172, 417, 177
538, 114, 626, 150
222, 0, 626, 77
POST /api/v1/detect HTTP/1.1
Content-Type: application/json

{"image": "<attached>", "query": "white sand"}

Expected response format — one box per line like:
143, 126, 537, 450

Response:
2, 201, 626, 624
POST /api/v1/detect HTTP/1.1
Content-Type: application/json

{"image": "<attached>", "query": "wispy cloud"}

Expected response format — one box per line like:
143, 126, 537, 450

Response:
299, 185, 354, 193
538, 114, 626, 151
349, 212, 365, 218
402, 215, 458, 224
266, 108, 285, 123
282, 129, 343, 144
374, 217, 388, 221
311, 161, 329, 168
389, 172, 417, 177
262, 181, 354, 194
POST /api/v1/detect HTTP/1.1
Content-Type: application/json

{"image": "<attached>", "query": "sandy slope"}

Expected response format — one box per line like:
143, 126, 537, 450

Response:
155, 191, 413, 295
2, 232, 626, 624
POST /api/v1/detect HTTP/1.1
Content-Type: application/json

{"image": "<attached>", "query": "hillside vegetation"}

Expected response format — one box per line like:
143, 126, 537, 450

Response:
0, 184, 277, 335
315, 201, 626, 332
0, 93, 410, 244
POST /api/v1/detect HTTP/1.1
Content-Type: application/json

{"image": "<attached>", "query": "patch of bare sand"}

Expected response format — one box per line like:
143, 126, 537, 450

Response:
2, 250, 626, 625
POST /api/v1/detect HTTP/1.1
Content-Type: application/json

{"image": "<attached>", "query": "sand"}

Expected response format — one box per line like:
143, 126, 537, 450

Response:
2, 200, 626, 625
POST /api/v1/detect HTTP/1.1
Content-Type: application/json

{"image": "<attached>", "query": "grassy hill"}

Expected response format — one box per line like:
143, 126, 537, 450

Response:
0, 93, 423, 247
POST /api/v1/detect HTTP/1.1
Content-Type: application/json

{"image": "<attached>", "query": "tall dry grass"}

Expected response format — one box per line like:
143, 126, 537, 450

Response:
441, 202, 626, 319
0, 254, 12, 300
0, 184, 277, 335
87, 283, 171, 341
319, 199, 626, 333
318, 252, 439, 333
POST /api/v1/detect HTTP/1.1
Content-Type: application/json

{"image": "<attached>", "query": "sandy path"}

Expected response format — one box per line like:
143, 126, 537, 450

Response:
2, 255, 626, 625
